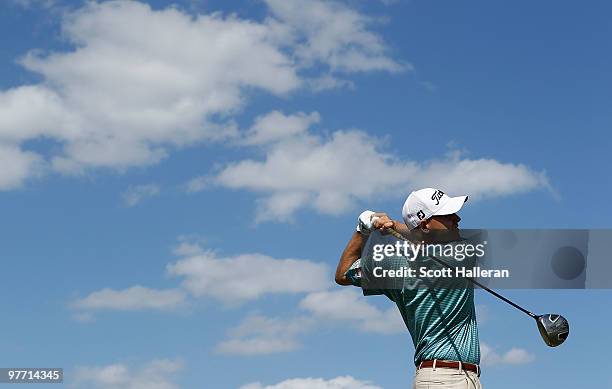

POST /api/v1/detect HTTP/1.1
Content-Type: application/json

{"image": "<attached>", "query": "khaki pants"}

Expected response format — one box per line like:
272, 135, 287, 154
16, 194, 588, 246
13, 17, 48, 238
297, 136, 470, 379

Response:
413, 367, 482, 389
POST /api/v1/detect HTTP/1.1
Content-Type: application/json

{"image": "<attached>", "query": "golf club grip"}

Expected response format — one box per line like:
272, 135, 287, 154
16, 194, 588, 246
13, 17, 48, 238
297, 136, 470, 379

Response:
386, 227, 536, 319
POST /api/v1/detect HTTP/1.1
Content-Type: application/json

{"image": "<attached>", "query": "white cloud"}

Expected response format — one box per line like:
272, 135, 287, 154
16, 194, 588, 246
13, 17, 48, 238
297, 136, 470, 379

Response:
265, 0, 406, 73
254, 191, 314, 223
216, 314, 314, 355
240, 375, 382, 389
475, 304, 490, 325
184, 175, 210, 193
13, 0, 298, 171
167, 250, 329, 303
171, 241, 205, 257
307, 75, 355, 92
216, 289, 404, 355
0, 144, 43, 190
72, 312, 95, 323
480, 342, 535, 366
10, 0, 56, 9
0, 0, 401, 188
299, 289, 405, 335
408, 153, 552, 201
72, 240, 330, 315
217, 337, 299, 356
72, 285, 186, 311
122, 183, 160, 206
73, 359, 183, 389
212, 112, 551, 221
242, 111, 320, 146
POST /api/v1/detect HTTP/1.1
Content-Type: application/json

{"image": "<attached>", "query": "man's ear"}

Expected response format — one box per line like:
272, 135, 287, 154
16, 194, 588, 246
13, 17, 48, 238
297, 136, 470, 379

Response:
419, 219, 430, 232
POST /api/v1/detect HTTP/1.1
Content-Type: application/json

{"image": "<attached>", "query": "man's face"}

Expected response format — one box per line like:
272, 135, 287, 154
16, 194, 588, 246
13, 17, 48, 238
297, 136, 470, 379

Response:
427, 213, 461, 230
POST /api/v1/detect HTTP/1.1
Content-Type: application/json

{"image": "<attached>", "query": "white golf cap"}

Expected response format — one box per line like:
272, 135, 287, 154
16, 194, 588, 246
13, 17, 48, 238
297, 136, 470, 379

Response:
402, 188, 468, 228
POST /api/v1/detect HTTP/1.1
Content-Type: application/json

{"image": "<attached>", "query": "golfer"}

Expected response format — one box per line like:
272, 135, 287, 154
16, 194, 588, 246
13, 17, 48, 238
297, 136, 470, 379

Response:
335, 188, 482, 389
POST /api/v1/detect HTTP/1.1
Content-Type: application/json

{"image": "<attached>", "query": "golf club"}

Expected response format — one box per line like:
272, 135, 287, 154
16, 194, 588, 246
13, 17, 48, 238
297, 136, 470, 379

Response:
386, 228, 570, 347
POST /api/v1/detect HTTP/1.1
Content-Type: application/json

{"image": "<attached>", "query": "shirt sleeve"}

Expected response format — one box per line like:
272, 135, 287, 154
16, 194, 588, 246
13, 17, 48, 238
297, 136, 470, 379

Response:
344, 258, 390, 298
344, 258, 363, 287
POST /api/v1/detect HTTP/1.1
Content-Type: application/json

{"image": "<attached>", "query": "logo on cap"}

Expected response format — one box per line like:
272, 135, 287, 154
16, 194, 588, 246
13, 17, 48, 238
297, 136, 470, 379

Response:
431, 190, 445, 205
416, 210, 426, 220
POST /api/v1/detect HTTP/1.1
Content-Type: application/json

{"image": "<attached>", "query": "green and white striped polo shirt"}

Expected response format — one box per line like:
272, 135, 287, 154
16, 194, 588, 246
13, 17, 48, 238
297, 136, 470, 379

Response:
345, 243, 481, 366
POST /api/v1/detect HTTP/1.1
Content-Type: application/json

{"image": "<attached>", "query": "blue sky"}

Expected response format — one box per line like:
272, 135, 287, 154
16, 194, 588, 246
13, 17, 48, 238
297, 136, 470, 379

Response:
0, 0, 611, 388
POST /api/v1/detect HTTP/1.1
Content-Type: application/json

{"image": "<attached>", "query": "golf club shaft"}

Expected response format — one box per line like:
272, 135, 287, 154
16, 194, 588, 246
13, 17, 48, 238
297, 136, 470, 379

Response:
386, 228, 537, 319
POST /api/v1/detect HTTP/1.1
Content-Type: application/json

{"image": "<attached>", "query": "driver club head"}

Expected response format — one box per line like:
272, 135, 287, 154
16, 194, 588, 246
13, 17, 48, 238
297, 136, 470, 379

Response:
536, 314, 569, 347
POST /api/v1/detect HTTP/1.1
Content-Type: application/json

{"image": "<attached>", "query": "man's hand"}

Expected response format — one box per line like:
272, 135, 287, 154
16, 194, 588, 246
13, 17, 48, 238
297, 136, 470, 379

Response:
372, 212, 394, 232
357, 210, 395, 235
338, 210, 405, 286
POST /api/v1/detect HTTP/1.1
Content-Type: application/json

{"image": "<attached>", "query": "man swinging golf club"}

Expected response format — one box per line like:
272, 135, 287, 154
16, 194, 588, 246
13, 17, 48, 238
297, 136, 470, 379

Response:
335, 188, 483, 389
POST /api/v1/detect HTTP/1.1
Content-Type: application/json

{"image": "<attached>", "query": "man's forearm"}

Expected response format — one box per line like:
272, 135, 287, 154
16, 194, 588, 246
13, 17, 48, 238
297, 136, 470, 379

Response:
335, 231, 366, 285
335, 212, 408, 286
391, 220, 410, 235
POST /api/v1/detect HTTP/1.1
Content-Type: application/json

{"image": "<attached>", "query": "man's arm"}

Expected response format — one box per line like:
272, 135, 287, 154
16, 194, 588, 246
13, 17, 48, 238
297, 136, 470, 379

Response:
335, 231, 366, 285
390, 219, 410, 235
335, 211, 401, 286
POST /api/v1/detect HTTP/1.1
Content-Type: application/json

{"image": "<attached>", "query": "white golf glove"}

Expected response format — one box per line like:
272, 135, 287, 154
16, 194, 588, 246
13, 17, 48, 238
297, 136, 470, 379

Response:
356, 210, 379, 236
